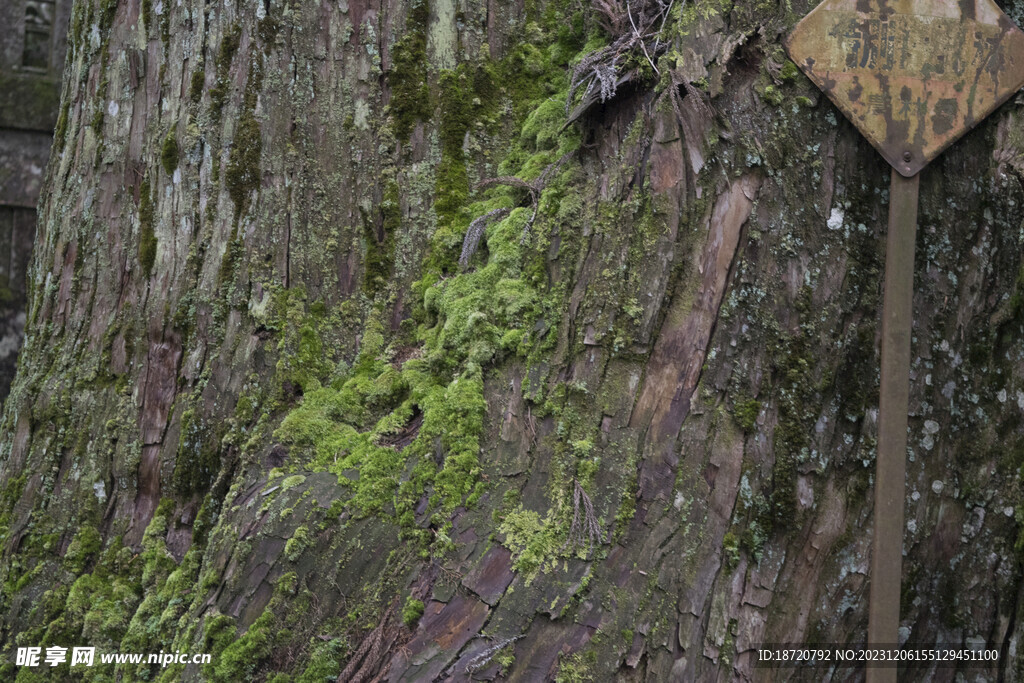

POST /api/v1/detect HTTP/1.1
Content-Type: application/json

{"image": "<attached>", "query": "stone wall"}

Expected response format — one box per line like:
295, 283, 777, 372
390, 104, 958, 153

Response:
0, 0, 71, 400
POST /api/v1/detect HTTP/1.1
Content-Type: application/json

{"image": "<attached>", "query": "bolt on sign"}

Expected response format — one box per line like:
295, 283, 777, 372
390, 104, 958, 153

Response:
787, 0, 1024, 176
786, 1, 1024, 678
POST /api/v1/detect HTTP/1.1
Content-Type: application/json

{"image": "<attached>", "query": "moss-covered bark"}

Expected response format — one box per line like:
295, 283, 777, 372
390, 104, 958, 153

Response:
3, 0, 1024, 681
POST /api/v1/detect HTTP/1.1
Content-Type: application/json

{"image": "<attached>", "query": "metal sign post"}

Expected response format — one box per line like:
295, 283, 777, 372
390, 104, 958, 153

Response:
786, 2, 1024, 680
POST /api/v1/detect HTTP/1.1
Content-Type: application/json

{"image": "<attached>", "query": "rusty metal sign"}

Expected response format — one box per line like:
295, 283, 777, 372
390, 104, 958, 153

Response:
786, 0, 1024, 176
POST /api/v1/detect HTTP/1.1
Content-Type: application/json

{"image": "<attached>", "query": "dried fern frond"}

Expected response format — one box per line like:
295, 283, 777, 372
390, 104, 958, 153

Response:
463, 635, 524, 674
562, 479, 603, 557
566, 0, 679, 118
470, 151, 578, 249
593, 0, 628, 35
459, 207, 510, 269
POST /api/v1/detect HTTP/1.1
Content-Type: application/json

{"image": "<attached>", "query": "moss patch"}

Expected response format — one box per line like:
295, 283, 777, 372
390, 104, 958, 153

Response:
388, 0, 431, 141
138, 177, 157, 278
160, 128, 179, 175
402, 597, 424, 628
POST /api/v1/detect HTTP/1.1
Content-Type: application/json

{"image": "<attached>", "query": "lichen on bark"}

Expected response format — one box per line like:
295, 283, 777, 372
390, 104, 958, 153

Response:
2, 0, 1024, 681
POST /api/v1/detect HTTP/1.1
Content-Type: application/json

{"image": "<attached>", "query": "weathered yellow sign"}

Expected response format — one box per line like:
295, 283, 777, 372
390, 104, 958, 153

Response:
786, 0, 1024, 176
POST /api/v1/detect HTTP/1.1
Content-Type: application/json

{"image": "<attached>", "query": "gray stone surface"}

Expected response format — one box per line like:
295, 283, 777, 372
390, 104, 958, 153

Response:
0, 0, 70, 400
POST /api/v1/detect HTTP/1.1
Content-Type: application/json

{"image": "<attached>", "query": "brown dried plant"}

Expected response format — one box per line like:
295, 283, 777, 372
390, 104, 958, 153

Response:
567, 0, 677, 117
562, 478, 603, 557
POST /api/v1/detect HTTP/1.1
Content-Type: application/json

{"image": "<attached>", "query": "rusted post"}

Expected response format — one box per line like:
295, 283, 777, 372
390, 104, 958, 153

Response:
786, 1, 1024, 672
865, 169, 918, 682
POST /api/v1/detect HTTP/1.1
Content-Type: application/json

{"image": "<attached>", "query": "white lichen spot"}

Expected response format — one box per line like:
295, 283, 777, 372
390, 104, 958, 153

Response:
797, 476, 814, 509
906, 519, 917, 533
827, 207, 844, 231
172, 167, 181, 184
1004, 507, 1015, 517
107, 100, 119, 117
962, 507, 985, 538
354, 99, 371, 130
815, 416, 827, 434
932, 480, 944, 494
923, 420, 940, 435
1017, 390, 1024, 410
911, 490, 920, 502
998, 388, 1007, 403
93, 481, 107, 502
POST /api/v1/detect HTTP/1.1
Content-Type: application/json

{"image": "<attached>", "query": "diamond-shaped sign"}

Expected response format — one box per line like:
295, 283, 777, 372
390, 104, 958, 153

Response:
786, 0, 1024, 176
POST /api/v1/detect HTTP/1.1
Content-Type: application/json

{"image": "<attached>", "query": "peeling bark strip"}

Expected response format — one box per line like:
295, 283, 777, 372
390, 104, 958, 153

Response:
128, 332, 182, 544
631, 173, 761, 500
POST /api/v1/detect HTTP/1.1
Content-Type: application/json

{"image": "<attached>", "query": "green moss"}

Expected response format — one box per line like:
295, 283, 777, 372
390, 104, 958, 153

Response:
160, 128, 179, 175
555, 650, 596, 683
388, 0, 431, 140
138, 176, 157, 278
226, 109, 262, 217
280, 475, 306, 491
363, 179, 401, 296
257, 12, 281, 49
767, 327, 819, 530
190, 67, 206, 102
270, 288, 334, 396
733, 396, 760, 433
141, 0, 152, 33
51, 534, 144, 656
401, 597, 424, 628
98, 0, 118, 32
160, 2, 170, 48
217, 225, 244, 291
722, 530, 740, 570
118, 503, 194, 677
268, 17, 586, 562
53, 98, 70, 148
201, 613, 238, 659
760, 84, 785, 106
63, 526, 102, 574
91, 105, 104, 137
210, 23, 242, 119
433, 152, 470, 239
172, 407, 223, 495
520, 97, 566, 151
294, 639, 345, 682
284, 526, 310, 562
205, 608, 274, 683
438, 70, 473, 152
779, 60, 800, 82
430, 69, 476, 242
498, 506, 564, 581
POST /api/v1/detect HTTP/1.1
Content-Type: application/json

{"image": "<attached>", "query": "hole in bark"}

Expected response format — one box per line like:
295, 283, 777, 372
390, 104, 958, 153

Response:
266, 444, 288, 468
378, 408, 423, 451
725, 35, 763, 83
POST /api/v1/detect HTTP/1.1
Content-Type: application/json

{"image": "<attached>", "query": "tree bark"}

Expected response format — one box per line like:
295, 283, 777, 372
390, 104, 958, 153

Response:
2, 0, 1024, 681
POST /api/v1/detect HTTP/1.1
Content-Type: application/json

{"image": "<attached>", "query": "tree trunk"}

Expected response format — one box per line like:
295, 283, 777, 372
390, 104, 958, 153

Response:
2, 0, 1024, 681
